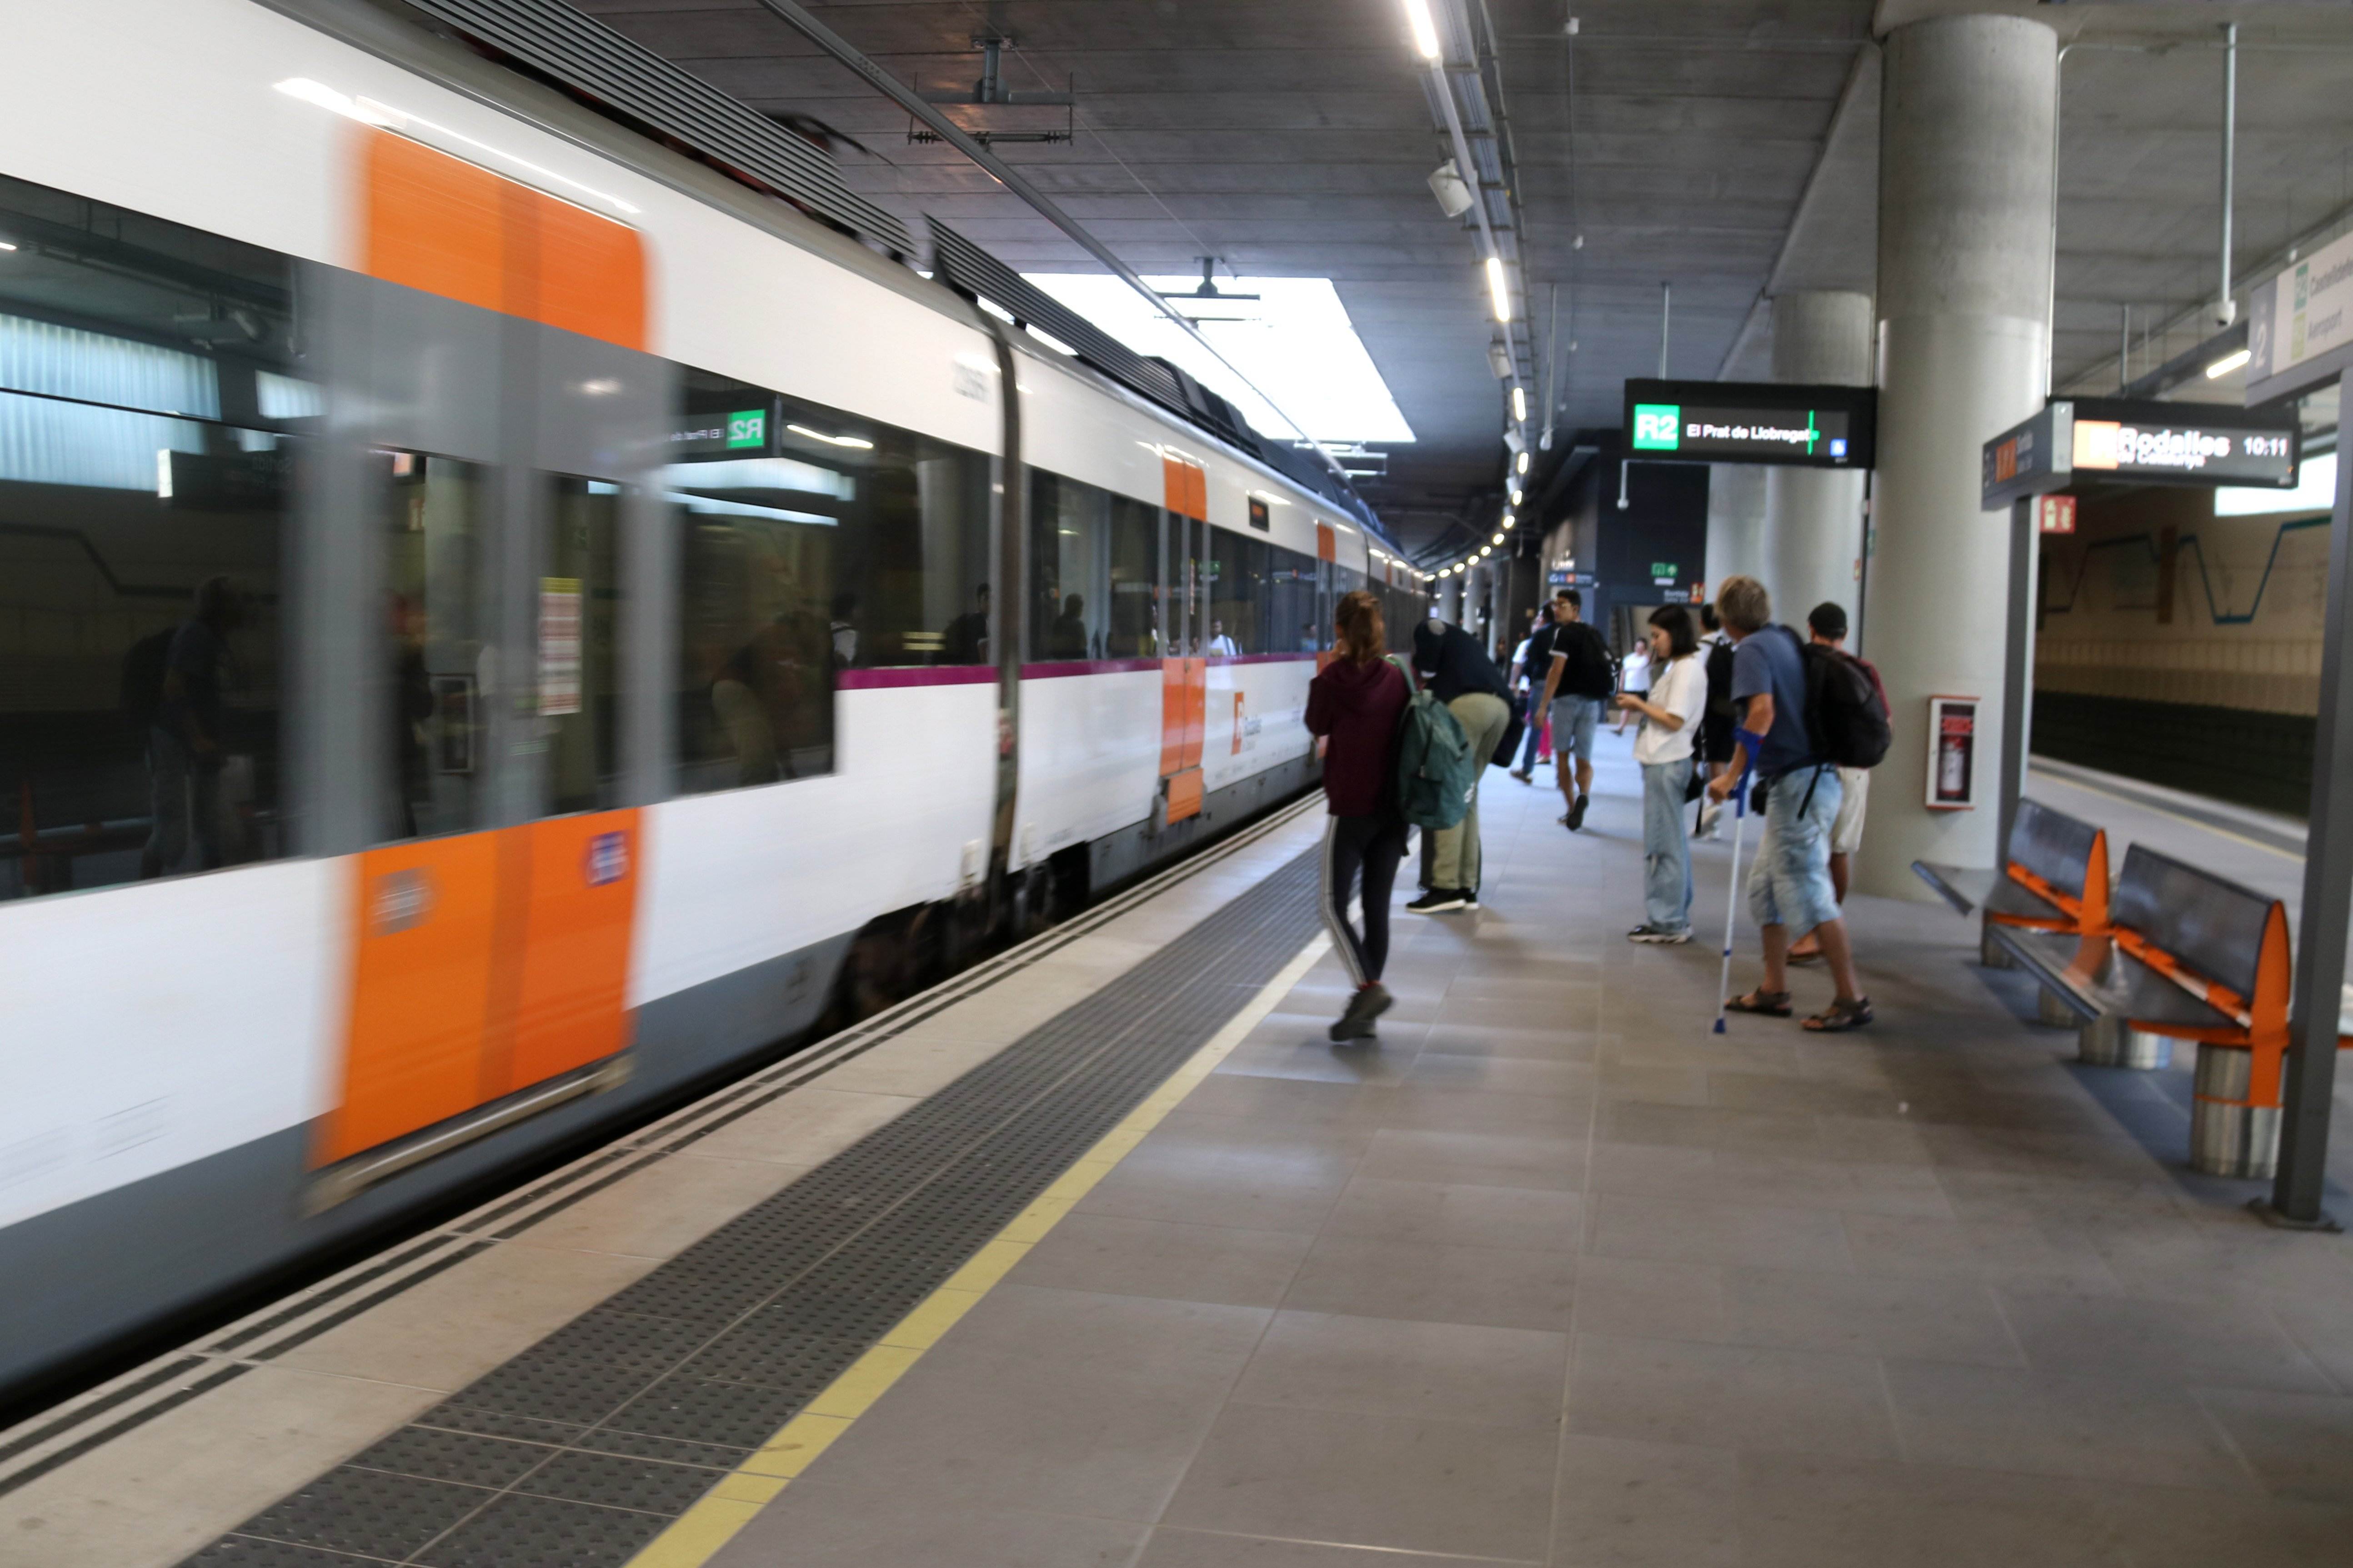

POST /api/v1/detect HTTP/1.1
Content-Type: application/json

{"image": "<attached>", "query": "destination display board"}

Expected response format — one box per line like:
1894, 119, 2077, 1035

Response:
1982, 397, 2300, 509
1622, 380, 1877, 469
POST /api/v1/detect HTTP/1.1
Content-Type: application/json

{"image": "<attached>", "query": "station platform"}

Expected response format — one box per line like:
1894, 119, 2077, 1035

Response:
9, 734, 2353, 1568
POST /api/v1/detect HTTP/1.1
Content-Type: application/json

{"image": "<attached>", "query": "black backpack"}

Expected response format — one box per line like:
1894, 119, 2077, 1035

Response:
1555, 621, 1616, 700
120, 625, 177, 733
1789, 630, 1890, 769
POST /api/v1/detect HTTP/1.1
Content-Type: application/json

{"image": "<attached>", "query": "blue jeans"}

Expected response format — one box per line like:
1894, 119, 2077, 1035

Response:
1640, 758, 1694, 932
1747, 765, 1842, 934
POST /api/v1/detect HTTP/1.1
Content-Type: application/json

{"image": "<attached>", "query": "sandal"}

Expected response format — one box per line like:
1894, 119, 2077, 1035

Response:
1803, 996, 1874, 1032
1723, 989, 1792, 1017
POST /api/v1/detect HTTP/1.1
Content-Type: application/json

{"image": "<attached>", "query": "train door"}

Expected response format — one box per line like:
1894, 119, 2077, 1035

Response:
302, 244, 669, 1187
1157, 457, 1208, 824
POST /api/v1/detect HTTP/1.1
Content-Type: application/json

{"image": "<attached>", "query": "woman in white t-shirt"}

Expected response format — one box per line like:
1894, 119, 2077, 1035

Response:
1613, 606, 1707, 942
1612, 640, 1652, 732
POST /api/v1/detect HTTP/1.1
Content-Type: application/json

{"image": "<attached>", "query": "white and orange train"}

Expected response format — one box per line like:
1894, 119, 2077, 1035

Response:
0, 0, 1428, 1395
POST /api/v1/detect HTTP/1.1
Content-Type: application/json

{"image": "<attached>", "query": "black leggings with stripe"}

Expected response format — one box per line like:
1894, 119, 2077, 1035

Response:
1321, 813, 1409, 986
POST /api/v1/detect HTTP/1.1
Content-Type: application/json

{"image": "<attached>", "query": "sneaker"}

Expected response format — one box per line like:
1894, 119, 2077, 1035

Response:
1406, 888, 1467, 914
1566, 794, 1589, 831
1329, 983, 1392, 1042
1627, 924, 1691, 944
1697, 802, 1722, 837
1462, 889, 1479, 909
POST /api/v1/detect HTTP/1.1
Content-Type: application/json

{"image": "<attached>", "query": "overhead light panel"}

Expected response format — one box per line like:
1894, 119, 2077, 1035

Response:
1510, 385, 1527, 423
1479, 545, 1493, 557
1510, 487, 1522, 506
1491, 531, 1505, 546
1515, 450, 1529, 475
1402, 0, 1441, 60
2205, 347, 2252, 380
1485, 256, 1512, 323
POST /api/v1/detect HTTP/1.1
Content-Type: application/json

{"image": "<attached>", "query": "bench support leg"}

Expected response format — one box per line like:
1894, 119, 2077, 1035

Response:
1980, 919, 2014, 970
2035, 986, 2083, 1029
2192, 1043, 2281, 1180
2077, 1013, 2172, 1069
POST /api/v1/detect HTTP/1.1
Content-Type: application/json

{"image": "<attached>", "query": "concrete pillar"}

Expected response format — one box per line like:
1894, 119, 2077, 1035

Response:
1762, 290, 1872, 634
1705, 464, 1767, 596
1855, 13, 2055, 901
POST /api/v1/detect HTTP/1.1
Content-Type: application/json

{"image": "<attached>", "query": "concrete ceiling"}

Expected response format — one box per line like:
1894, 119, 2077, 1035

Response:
569, 0, 2353, 559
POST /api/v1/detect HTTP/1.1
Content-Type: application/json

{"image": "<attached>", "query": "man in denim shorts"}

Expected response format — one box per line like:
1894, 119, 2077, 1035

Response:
1706, 576, 1871, 1032
1532, 588, 1612, 832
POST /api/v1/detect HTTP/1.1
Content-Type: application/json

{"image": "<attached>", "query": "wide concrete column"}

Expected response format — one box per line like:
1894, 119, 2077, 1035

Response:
1705, 464, 1767, 597
1854, 13, 2055, 901
1762, 290, 1872, 631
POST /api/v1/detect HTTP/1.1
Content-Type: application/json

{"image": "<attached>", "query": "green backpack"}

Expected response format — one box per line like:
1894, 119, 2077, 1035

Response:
1385, 655, 1475, 830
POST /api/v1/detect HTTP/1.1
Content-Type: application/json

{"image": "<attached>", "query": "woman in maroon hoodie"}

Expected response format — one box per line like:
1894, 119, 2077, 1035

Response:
1305, 589, 1412, 1042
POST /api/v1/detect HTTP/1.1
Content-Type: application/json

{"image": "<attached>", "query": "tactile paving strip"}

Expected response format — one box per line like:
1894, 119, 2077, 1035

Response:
181, 847, 1321, 1567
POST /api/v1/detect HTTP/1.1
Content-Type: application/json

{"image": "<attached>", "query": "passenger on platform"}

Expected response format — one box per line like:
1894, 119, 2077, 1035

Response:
1206, 617, 1240, 656
1709, 575, 1872, 1031
1693, 603, 1736, 839
1616, 605, 1706, 943
1612, 634, 1651, 734
1407, 617, 1511, 912
1787, 601, 1888, 965
941, 582, 990, 664
1507, 598, 1556, 782
139, 574, 242, 879
1531, 587, 1613, 831
1305, 589, 1412, 1041
829, 590, 859, 669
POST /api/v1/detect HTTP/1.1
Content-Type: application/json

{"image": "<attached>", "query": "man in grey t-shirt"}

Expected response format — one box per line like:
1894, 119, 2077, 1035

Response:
1707, 575, 1870, 1032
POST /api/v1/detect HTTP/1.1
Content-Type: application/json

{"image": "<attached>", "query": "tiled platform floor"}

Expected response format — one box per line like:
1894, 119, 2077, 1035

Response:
713, 732, 2353, 1568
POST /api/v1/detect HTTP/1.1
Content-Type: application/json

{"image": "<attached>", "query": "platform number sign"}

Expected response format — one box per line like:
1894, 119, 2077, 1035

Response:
1631, 404, 1681, 452
725, 409, 767, 449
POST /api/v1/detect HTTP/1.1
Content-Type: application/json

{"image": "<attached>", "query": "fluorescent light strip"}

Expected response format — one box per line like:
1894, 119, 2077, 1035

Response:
1486, 257, 1512, 323
274, 79, 641, 217
2205, 347, 2252, 380
786, 423, 875, 450
1401, 0, 1441, 60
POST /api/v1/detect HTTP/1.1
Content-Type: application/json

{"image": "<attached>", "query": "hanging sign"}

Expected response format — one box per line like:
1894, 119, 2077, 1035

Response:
2036, 494, 2077, 534
2246, 226, 2353, 404
1623, 379, 1876, 469
1983, 398, 2300, 509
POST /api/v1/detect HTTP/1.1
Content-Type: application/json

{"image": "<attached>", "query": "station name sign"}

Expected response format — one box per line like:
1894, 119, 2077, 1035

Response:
1622, 379, 1876, 469
1981, 397, 2300, 509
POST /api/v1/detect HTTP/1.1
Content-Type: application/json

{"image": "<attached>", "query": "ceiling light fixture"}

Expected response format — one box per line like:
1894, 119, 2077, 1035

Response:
1479, 545, 1493, 557
1510, 385, 1527, 423
1491, 531, 1505, 546
1402, 0, 1441, 60
1515, 450, 1529, 475
0, 240, 17, 253
2205, 347, 2252, 380
1430, 160, 1474, 219
1510, 487, 1522, 506
1485, 256, 1511, 323
787, 423, 875, 449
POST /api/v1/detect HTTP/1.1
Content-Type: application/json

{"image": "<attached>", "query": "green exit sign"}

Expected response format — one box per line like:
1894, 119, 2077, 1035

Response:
1631, 403, 1681, 451
726, 410, 767, 449
1650, 562, 1680, 579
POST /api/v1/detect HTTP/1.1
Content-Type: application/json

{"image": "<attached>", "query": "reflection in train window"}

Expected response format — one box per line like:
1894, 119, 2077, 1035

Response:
1107, 494, 1162, 657
1207, 529, 1267, 656
546, 477, 622, 816
672, 368, 988, 684
676, 487, 836, 791
1030, 471, 1107, 661
1269, 546, 1322, 654
0, 169, 296, 899
383, 453, 488, 840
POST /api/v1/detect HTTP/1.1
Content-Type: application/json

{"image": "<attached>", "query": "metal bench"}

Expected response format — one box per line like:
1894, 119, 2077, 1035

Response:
1995, 844, 2318, 1178
1913, 799, 2119, 1032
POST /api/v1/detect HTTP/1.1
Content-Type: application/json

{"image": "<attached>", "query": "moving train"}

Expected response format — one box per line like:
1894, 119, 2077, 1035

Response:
0, 0, 1428, 1398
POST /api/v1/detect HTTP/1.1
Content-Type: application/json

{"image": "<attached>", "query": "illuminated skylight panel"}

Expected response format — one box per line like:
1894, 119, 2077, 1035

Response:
1021, 274, 1415, 446
2216, 450, 2336, 516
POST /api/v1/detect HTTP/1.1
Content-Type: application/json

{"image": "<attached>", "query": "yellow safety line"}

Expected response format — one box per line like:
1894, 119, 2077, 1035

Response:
625, 930, 1332, 1568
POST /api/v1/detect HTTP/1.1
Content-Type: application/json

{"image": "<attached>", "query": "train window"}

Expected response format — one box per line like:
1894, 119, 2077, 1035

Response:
676, 488, 836, 791
1269, 546, 1321, 653
1206, 529, 1266, 656
0, 170, 297, 899
545, 477, 622, 815
383, 453, 490, 839
1106, 494, 1161, 657
1030, 470, 1107, 661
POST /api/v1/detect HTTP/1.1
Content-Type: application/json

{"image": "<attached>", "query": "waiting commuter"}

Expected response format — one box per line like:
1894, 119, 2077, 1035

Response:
1407, 617, 1511, 912
1708, 575, 1871, 1031
1531, 588, 1613, 831
1787, 601, 1888, 965
1616, 605, 1706, 942
1694, 603, 1736, 839
1206, 617, 1240, 656
1508, 597, 1560, 782
1306, 589, 1412, 1040
1613, 635, 1651, 734
140, 574, 241, 879
830, 590, 860, 669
